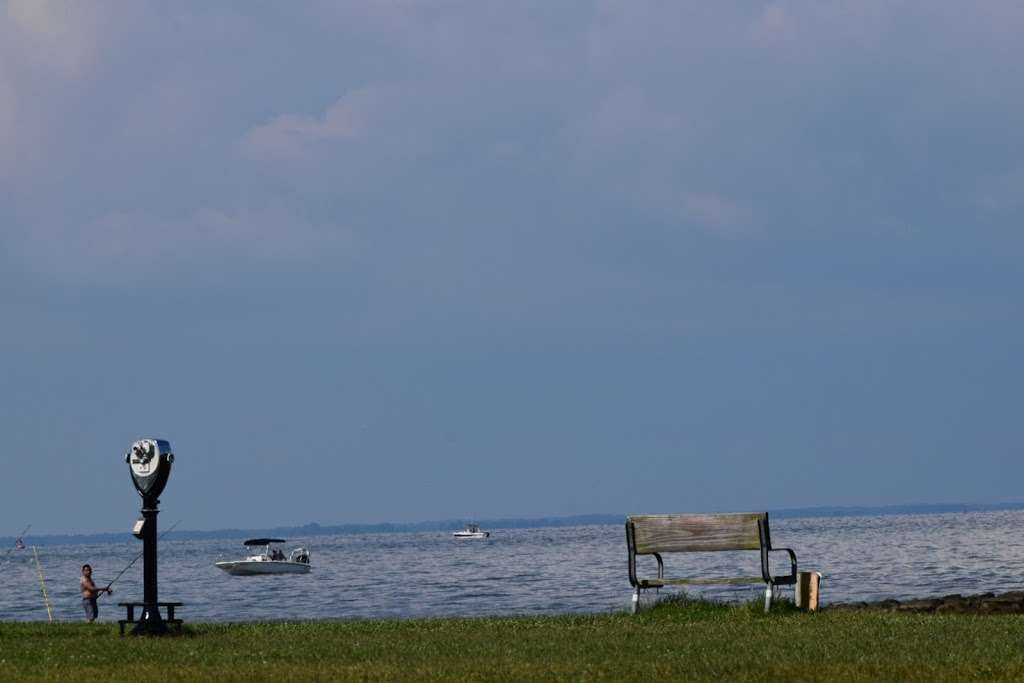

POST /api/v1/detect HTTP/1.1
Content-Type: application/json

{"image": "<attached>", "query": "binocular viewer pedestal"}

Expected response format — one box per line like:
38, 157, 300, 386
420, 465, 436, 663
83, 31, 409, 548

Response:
124, 439, 175, 637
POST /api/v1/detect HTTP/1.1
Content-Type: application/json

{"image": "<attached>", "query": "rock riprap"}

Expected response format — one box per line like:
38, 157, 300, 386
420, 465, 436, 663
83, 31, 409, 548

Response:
832, 591, 1024, 614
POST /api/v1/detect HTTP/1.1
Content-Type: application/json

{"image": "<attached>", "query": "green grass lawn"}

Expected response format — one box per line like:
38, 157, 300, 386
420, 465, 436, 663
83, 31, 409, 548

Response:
3, 599, 1024, 681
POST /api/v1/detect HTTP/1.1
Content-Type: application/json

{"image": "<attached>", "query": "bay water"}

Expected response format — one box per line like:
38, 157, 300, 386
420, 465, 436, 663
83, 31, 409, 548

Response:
3, 509, 1023, 623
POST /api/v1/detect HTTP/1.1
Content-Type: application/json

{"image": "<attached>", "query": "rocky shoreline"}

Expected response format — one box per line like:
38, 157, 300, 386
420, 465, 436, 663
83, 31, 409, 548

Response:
831, 591, 1024, 614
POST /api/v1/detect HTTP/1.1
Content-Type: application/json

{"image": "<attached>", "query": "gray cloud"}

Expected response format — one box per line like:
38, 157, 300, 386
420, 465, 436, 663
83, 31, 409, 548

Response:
13, 204, 349, 283
1, 1, 1021, 282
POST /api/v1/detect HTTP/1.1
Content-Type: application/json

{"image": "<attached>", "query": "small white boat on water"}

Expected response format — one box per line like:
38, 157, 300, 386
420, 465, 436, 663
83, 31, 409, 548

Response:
215, 538, 312, 576
452, 523, 489, 539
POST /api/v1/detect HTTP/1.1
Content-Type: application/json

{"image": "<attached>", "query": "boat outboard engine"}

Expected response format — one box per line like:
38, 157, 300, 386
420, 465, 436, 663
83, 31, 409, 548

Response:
291, 548, 310, 564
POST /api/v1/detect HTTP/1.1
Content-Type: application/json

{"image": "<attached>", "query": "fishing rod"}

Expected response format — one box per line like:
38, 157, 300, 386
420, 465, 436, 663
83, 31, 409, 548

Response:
103, 519, 182, 593
32, 546, 54, 623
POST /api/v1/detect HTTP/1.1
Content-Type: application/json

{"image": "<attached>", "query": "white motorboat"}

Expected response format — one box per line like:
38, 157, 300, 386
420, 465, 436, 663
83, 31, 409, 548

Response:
452, 523, 489, 539
215, 538, 312, 576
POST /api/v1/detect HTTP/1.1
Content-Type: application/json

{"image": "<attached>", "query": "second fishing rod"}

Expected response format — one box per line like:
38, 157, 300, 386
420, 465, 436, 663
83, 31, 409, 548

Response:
102, 519, 182, 594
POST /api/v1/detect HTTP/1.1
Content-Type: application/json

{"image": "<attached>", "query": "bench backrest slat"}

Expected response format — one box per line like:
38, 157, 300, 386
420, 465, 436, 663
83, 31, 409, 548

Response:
628, 513, 766, 553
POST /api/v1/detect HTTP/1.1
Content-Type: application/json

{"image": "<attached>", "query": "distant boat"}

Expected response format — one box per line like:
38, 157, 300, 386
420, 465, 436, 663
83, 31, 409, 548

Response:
452, 523, 489, 539
215, 538, 312, 575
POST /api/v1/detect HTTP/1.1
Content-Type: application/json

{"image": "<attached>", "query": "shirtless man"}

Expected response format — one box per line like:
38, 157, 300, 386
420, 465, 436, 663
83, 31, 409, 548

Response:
80, 564, 112, 623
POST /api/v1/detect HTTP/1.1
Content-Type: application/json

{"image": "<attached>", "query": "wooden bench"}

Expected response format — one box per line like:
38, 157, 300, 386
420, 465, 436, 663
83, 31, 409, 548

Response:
118, 602, 184, 636
626, 512, 796, 613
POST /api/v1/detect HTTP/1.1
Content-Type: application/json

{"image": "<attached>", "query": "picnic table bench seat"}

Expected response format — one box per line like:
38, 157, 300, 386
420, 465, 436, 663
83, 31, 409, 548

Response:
117, 601, 184, 636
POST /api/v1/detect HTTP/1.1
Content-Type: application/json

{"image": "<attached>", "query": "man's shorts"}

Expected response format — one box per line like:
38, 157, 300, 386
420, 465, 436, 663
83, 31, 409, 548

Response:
83, 598, 98, 621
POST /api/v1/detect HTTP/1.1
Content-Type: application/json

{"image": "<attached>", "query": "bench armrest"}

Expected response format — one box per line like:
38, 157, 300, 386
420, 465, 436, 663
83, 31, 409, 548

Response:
628, 552, 665, 586
765, 547, 797, 585
653, 552, 664, 580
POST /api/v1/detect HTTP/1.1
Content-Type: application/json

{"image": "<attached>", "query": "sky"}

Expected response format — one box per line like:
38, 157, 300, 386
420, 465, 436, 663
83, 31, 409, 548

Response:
2, 1, 1023, 535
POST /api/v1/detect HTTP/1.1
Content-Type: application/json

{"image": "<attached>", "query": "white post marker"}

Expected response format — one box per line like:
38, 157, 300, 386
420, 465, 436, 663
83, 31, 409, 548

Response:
795, 571, 822, 611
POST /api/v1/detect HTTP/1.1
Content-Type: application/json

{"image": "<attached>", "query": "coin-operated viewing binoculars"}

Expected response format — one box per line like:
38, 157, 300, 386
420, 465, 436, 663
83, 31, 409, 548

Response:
127, 438, 174, 499
124, 438, 175, 635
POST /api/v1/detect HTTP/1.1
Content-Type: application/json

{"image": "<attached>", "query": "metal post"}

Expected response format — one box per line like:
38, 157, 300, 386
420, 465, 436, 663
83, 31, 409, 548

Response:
132, 495, 166, 635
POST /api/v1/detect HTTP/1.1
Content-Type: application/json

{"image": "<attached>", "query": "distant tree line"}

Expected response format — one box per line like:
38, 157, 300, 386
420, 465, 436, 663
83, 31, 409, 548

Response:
8, 503, 1024, 546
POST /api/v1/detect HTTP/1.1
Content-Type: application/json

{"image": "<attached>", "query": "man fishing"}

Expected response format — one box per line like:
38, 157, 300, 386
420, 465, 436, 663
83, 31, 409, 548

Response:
80, 564, 112, 623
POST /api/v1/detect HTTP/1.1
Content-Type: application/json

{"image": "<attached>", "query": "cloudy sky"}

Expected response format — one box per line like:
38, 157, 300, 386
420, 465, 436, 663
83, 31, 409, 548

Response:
2, 1, 1022, 535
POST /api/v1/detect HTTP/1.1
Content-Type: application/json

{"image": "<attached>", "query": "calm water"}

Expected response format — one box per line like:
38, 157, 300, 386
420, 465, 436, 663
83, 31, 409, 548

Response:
3, 510, 1023, 623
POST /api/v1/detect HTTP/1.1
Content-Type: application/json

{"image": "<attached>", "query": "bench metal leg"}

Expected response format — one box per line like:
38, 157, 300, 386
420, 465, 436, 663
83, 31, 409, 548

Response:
764, 584, 774, 612
631, 588, 641, 614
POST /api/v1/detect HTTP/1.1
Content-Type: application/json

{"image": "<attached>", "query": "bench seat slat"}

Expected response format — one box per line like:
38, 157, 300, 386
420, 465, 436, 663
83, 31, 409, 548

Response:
638, 575, 766, 587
